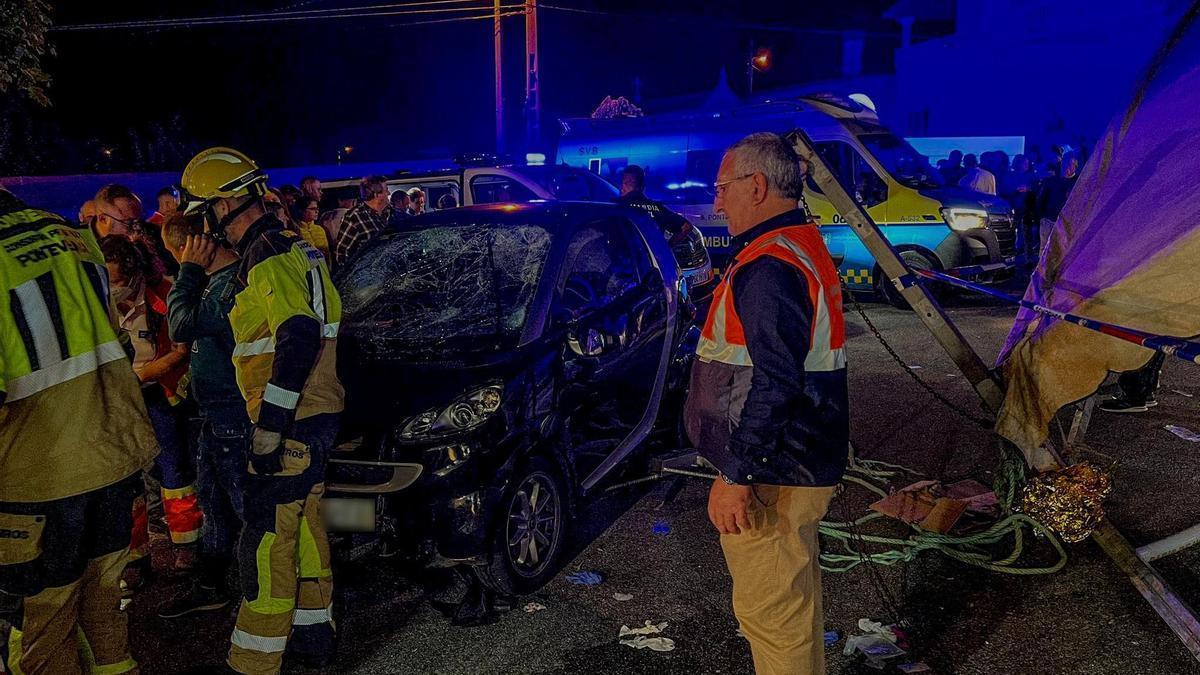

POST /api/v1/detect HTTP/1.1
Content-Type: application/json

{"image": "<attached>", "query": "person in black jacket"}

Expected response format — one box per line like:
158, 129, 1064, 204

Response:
616, 165, 692, 243
684, 133, 848, 674
158, 213, 249, 618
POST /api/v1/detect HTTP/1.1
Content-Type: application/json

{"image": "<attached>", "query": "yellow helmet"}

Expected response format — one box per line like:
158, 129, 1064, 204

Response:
179, 147, 270, 239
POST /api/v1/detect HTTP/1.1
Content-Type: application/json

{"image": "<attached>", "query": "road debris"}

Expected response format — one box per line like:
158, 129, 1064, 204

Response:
523, 602, 547, 613
613, 592, 634, 602
1172, 389, 1194, 398
824, 630, 841, 647
897, 662, 933, 673
1166, 425, 1200, 442
618, 621, 675, 652
565, 571, 604, 585
652, 521, 672, 535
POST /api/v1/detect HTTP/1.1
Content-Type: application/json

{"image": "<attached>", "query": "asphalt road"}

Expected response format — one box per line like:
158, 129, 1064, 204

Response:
128, 297, 1200, 675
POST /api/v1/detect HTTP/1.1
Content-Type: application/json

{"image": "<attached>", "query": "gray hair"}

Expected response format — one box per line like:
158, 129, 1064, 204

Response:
726, 132, 804, 200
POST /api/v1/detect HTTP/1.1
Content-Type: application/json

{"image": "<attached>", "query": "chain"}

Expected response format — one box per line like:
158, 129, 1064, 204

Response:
846, 286, 996, 430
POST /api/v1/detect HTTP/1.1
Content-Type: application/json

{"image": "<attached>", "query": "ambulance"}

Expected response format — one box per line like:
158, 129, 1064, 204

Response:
557, 94, 1018, 305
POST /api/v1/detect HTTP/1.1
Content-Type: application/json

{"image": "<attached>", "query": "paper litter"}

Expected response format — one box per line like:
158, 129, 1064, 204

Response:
1166, 425, 1200, 442
618, 621, 675, 652
613, 592, 634, 602
523, 602, 547, 613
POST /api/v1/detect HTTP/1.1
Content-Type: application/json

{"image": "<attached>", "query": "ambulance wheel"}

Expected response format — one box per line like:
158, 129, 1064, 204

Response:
477, 457, 568, 595
876, 250, 939, 310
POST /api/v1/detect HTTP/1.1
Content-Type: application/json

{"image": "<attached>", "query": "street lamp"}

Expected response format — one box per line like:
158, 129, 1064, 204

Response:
337, 145, 354, 165
747, 47, 772, 94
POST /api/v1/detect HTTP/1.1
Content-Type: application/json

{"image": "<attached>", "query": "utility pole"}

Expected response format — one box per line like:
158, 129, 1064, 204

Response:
524, 0, 540, 150
494, 0, 504, 153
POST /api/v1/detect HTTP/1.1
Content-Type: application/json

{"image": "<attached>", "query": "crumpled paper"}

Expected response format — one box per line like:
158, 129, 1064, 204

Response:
618, 621, 676, 652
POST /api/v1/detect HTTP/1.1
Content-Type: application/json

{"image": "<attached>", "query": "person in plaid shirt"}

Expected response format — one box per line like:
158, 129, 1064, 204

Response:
333, 175, 392, 268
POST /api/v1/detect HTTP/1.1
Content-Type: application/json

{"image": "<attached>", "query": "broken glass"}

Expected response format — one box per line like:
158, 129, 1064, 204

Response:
339, 223, 551, 355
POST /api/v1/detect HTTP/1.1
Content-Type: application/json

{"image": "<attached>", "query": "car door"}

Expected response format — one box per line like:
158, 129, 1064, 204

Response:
551, 218, 653, 474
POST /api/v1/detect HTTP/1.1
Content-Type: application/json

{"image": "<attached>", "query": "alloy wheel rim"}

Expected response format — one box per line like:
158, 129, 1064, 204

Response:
506, 472, 560, 577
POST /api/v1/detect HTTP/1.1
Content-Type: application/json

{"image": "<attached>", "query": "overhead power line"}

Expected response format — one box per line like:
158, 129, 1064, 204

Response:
538, 3, 898, 38
51, 1, 525, 32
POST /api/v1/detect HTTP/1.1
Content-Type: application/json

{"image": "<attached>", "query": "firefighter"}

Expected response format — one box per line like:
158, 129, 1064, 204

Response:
0, 187, 159, 674
178, 148, 343, 674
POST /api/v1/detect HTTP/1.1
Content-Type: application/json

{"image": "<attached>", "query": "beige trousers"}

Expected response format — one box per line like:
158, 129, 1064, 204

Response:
720, 484, 836, 675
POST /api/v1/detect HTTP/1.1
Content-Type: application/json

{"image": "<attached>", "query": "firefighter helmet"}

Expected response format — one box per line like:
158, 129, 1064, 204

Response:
179, 147, 269, 241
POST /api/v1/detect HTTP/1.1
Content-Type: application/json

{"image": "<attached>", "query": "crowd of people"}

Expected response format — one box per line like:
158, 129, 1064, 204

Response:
936, 144, 1083, 255
0, 132, 856, 675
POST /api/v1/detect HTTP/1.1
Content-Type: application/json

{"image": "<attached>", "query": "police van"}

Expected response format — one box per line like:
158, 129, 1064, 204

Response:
556, 94, 1018, 305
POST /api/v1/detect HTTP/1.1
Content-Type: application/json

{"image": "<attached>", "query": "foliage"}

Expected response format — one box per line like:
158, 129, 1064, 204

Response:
0, 0, 54, 106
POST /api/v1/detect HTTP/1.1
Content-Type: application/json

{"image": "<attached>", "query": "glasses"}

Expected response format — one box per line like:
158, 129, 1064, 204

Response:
713, 173, 756, 195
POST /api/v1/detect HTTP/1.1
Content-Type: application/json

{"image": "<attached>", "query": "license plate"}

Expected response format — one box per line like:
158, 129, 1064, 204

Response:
322, 497, 376, 532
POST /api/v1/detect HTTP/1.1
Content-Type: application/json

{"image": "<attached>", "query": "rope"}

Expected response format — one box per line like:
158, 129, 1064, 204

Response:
818, 444, 1067, 575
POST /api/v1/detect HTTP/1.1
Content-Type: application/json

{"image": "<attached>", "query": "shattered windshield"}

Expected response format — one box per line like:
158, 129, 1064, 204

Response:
339, 223, 552, 354
860, 133, 943, 189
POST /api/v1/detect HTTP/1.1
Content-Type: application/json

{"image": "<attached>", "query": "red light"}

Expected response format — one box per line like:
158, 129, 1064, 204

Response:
752, 48, 772, 72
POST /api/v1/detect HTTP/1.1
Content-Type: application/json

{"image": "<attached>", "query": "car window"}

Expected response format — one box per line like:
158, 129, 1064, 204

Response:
557, 219, 642, 317
471, 175, 539, 204
805, 140, 887, 208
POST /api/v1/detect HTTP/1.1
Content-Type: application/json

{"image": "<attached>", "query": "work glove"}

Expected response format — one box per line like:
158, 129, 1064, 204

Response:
250, 427, 284, 476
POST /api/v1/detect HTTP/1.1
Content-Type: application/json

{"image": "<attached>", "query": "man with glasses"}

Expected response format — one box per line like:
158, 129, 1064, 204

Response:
684, 132, 849, 674
333, 175, 393, 268
95, 183, 179, 275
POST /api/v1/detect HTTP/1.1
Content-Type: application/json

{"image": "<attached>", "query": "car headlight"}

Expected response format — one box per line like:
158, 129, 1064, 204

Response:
941, 207, 989, 232
400, 385, 503, 440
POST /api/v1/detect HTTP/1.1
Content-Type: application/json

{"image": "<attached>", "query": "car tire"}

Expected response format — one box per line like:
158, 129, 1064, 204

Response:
875, 250, 940, 310
476, 456, 569, 595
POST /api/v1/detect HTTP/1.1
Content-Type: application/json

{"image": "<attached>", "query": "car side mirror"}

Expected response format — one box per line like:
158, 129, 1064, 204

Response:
567, 326, 606, 357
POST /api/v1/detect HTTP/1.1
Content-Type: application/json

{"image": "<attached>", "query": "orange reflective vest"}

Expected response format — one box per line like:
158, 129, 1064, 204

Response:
698, 224, 846, 371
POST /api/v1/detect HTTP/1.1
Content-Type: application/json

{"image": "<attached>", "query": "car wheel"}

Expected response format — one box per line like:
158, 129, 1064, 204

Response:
875, 250, 939, 310
476, 457, 568, 595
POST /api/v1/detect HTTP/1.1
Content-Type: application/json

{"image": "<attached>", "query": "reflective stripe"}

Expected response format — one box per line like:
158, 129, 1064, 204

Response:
13, 276, 64, 369
308, 267, 326, 322
293, 605, 334, 626
91, 657, 139, 675
264, 383, 301, 410
805, 346, 847, 372
161, 484, 196, 499
5, 340, 126, 401
233, 322, 340, 358
233, 335, 275, 358
230, 628, 288, 653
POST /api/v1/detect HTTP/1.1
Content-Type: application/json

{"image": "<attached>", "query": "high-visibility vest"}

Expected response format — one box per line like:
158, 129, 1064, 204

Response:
0, 196, 159, 502
697, 224, 846, 372
229, 227, 343, 426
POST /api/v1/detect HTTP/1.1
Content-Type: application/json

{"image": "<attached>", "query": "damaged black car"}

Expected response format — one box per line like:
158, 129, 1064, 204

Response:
327, 202, 700, 593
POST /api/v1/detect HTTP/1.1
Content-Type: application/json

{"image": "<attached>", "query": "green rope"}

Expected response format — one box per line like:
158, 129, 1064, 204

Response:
819, 446, 1068, 575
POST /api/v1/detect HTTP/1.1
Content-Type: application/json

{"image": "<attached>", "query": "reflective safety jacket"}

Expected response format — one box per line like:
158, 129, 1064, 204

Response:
230, 214, 343, 433
0, 192, 159, 502
685, 211, 849, 486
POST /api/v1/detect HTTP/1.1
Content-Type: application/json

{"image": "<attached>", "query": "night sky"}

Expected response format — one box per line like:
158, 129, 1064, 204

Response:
6, 1, 899, 175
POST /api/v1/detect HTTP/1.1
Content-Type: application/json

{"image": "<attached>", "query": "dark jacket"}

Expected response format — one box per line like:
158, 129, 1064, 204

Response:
684, 210, 850, 487
167, 261, 246, 414
617, 190, 691, 242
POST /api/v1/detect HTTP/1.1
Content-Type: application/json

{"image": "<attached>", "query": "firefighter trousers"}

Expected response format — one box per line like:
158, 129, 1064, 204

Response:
0, 473, 142, 675
228, 414, 338, 675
